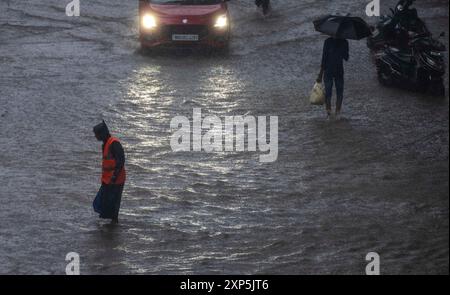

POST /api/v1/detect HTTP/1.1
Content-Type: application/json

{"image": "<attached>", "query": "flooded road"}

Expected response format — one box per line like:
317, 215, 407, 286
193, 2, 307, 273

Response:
0, 0, 448, 274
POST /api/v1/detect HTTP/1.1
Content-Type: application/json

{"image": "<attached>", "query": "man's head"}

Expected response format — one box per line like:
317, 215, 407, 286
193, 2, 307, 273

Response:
93, 120, 110, 141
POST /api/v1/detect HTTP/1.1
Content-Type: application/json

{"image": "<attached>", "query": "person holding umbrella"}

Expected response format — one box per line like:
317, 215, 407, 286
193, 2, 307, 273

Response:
319, 36, 349, 119
314, 15, 372, 119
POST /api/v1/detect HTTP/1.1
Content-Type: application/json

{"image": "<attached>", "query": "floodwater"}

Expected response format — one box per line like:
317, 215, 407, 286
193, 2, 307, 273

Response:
0, 0, 448, 274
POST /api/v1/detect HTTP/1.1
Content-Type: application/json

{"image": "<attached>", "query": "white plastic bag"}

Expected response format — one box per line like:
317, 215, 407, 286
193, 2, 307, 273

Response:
309, 82, 325, 105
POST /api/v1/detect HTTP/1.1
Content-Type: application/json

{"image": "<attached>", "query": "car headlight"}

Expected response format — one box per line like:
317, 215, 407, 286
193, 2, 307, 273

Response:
142, 14, 157, 29
214, 15, 228, 29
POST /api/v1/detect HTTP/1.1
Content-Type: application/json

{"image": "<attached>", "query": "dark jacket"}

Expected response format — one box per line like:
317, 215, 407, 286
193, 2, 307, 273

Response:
321, 37, 349, 75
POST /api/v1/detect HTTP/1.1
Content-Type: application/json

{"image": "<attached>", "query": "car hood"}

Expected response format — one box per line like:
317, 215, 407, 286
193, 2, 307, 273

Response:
150, 4, 223, 16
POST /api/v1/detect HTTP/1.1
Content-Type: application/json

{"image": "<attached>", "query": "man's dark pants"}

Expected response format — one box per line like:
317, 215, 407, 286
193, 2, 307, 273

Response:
99, 184, 124, 220
324, 70, 344, 112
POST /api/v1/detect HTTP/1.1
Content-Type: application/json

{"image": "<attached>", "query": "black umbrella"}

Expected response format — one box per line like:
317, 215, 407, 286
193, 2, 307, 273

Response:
313, 15, 372, 40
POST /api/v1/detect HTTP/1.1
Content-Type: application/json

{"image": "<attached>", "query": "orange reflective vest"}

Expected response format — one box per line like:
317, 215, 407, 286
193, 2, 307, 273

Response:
102, 137, 126, 185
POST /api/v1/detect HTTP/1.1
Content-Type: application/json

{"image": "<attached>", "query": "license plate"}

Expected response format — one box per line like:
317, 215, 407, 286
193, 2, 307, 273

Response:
172, 34, 199, 41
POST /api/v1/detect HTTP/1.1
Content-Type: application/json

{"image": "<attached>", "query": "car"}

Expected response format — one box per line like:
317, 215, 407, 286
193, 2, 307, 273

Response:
139, 0, 231, 51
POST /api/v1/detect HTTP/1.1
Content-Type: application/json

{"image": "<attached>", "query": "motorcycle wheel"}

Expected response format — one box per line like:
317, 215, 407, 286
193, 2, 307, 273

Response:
431, 82, 446, 97
139, 42, 151, 55
377, 64, 394, 87
416, 70, 429, 94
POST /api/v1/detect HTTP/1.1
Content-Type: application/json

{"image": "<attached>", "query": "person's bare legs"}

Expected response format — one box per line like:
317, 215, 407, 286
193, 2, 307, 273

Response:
335, 74, 344, 120
324, 72, 333, 119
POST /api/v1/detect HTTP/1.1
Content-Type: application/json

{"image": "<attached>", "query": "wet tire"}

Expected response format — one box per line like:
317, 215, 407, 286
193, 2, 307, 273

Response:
431, 82, 446, 97
438, 83, 446, 97
211, 43, 230, 56
217, 44, 230, 56
416, 70, 429, 94
140, 43, 148, 55
377, 64, 394, 87
140, 43, 153, 56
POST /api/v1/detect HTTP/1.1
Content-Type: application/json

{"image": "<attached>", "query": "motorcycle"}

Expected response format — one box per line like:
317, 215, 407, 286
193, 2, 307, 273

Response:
367, 0, 430, 51
375, 33, 447, 96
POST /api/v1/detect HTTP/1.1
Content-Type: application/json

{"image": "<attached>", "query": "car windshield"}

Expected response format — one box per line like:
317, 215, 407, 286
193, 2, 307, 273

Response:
150, 0, 222, 4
